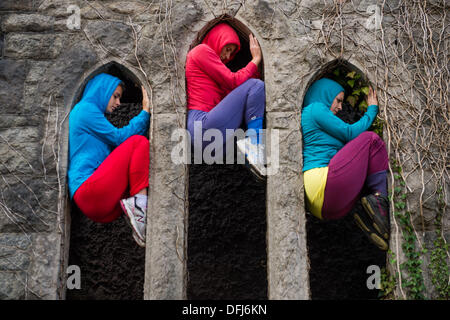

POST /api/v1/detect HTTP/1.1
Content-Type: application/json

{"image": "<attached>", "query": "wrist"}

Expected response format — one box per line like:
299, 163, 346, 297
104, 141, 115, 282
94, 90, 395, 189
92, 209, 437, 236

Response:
251, 57, 261, 66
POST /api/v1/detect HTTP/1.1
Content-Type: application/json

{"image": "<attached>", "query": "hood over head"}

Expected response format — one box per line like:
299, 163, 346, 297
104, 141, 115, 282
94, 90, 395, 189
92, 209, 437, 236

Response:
303, 78, 345, 108
80, 73, 122, 113
202, 23, 241, 64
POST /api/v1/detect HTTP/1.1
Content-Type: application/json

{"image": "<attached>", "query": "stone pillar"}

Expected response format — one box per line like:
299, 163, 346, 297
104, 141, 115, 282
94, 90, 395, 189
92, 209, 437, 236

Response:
143, 112, 188, 299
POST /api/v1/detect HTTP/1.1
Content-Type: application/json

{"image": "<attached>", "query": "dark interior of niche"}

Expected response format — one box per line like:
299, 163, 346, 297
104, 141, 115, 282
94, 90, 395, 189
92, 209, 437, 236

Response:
187, 18, 267, 300
305, 61, 386, 300
67, 64, 146, 300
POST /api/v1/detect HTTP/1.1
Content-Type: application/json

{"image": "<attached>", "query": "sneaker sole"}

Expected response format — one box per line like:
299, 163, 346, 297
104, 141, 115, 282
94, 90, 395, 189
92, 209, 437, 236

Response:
120, 200, 146, 242
361, 197, 389, 240
237, 145, 267, 181
122, 215, 146, 247
132, 232, 146, 247
354, 213, 389, 251
247, 163, 267, 182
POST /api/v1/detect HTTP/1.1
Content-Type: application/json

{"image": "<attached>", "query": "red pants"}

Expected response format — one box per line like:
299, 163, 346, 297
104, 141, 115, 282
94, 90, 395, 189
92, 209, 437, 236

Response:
73, 135, 149, 223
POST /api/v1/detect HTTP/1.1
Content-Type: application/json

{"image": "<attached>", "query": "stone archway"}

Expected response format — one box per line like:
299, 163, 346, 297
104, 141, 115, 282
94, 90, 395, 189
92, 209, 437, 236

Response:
302, 59, 387, 299
186, 14, 268, 299
65, 61, 149, 300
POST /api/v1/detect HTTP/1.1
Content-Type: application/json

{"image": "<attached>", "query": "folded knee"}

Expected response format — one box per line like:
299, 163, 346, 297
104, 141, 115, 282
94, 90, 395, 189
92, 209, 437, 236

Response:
126, 135, 149, 148
247, 78, 265, 90
360, 131, 382, 142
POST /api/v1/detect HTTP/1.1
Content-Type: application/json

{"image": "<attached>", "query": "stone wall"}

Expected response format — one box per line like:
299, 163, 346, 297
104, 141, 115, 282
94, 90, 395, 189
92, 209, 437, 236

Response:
0, 0, 448, 300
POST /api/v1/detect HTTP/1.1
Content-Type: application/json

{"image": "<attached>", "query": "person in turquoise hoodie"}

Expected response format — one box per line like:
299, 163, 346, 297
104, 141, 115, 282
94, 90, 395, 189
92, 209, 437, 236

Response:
301, 78, 390, 250
68, 73, 150, 247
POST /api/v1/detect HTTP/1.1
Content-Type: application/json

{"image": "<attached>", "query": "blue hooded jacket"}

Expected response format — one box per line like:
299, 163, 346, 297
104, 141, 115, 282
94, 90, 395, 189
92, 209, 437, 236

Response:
68, 73, 150, 199
301, 78, 378, 172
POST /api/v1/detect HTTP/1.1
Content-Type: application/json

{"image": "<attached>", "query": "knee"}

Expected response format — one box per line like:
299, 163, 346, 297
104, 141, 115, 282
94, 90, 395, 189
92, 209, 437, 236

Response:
246, 78, 265, 91
360, 131, 382, 143
127, 135, 149, 147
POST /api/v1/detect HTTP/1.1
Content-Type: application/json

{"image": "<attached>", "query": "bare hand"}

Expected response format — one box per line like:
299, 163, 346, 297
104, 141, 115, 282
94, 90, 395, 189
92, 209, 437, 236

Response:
249, 34, 262, 66
367, 86, 378, 106
141, 85, 150, 112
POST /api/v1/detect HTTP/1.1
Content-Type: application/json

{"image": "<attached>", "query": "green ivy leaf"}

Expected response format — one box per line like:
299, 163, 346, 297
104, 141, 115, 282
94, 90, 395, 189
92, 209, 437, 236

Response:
359, 100, 368, 110
352, 89, 361, 96
346, 95, 357, 107
333, 68, 340, 77
361, 86, 370, 95
346, 71, 356, 79
347, 79, 355, 88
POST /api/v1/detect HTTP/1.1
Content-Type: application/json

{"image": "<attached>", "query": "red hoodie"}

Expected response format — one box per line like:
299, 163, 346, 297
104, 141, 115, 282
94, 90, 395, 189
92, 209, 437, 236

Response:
186, 23, 261, 112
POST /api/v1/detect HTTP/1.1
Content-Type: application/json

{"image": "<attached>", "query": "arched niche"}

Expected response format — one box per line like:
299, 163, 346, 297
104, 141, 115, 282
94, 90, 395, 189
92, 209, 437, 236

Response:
186, 15, 268, 299
65, 61, 149, 300
302, 59, 387, 299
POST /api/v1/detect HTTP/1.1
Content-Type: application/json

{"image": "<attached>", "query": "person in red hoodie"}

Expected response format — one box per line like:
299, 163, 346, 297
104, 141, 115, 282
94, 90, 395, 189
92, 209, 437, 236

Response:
186, 23, 266, 177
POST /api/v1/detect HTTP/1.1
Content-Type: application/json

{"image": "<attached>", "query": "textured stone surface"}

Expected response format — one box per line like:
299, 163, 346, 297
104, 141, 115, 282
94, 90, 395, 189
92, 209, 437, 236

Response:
5, 33, 64, 59
0, 0, 35, 11
2, 14, 54, 32
145, 113, 187, 299
0, 59, 29, 114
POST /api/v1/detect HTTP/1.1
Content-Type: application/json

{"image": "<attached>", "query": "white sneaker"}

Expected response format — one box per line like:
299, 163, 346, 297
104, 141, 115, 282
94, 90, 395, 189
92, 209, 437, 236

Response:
236, 137, 267, 179
120, 196, 146, 245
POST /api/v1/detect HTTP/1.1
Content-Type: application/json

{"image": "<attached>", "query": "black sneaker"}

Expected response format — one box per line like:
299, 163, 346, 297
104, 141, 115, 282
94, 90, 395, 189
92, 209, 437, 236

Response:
361, 192, 390, 240
353, 209, 389, 251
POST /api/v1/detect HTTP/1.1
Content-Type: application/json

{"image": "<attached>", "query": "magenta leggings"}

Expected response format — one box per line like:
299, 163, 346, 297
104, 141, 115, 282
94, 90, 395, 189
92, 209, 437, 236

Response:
321, 131, 389, 220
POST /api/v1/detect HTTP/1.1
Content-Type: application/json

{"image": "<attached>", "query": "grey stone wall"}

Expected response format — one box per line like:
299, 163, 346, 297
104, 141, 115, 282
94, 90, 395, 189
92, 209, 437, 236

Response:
0, 0, 448, 300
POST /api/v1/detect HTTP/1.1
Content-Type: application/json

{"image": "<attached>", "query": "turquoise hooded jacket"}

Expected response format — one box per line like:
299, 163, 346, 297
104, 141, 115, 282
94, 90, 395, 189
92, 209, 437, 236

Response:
68, 73, 150, 199
301, 78, 378, 172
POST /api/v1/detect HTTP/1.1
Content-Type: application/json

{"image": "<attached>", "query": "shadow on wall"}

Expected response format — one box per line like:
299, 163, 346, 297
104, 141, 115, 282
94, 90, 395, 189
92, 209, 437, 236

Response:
304, 59, 386, 300
187, 15, 268, 300
67, 62, 147, 300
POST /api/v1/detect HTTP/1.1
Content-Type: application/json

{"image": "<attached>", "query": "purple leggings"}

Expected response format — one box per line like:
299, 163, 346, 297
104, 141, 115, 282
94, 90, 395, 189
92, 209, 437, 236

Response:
187, 78, 265, 148
322, 131, 389, 220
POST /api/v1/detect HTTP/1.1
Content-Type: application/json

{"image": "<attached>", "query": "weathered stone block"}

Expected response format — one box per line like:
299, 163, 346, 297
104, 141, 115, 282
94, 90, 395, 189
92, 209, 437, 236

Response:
0, 0, 34, 11
0, 175, 58, 233
27, 233, 61, 299
266, 111, 302, 168
2, 14, 54, 32
0, 272, 26, 299
0, 141, 41, 175
4, 33, 64, 59
38, 0, 82, 17
0, 248, 30, 271
0, 59, 28, 114
83, 21, 133, 58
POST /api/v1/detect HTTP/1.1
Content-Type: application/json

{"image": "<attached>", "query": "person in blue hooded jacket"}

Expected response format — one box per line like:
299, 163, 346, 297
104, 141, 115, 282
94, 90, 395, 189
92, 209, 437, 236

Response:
68, 73, 150, 247
301, 78, 390, 250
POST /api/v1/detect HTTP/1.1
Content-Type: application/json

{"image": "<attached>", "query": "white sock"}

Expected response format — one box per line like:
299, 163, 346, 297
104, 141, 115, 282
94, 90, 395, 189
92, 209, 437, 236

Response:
135, 194, 147, 210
